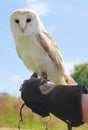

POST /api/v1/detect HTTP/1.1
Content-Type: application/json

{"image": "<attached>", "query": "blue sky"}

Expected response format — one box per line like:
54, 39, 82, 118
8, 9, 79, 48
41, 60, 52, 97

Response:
0, 0, 88, 96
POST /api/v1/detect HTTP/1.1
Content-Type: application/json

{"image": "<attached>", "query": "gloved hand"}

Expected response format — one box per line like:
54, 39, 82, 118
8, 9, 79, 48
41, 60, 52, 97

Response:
20, 77, 87, 127
20, 78, 49, 117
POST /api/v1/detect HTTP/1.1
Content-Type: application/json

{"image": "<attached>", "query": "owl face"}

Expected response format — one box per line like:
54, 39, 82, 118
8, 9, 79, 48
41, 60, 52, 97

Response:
10, 9, 45, 36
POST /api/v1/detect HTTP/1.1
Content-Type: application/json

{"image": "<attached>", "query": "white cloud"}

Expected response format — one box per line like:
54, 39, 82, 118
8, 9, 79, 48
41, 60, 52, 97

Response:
24, 0, 50, 16
0, 85, 6, 93
65, 61, 79, 75
8, 73, 21, 83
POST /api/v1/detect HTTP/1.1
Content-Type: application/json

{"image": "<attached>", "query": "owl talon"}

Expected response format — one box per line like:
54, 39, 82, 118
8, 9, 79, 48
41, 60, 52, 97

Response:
31, 72, 38, 78
41, 72, 47, 79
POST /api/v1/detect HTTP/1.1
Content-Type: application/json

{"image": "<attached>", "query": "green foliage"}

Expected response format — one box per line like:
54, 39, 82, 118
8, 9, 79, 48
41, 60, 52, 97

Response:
0, 93, 66, 130
71, 62, 88, 89
0, 112, 18, 127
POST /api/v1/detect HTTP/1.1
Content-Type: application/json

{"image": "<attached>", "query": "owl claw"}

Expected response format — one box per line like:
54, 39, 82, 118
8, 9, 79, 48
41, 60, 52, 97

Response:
41, 72, 47, 79
31, 72, 38, 78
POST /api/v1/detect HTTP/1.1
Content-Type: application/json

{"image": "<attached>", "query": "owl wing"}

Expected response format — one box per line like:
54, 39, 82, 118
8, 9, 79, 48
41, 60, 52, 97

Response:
36, 31, 65, 74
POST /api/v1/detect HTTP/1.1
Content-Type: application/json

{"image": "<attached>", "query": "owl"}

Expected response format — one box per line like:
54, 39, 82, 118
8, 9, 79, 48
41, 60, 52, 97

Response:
10, 9, 77, 85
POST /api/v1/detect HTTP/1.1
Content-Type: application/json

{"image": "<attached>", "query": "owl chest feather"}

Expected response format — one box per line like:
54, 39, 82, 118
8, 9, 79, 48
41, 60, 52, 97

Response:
15, 35, 53, 72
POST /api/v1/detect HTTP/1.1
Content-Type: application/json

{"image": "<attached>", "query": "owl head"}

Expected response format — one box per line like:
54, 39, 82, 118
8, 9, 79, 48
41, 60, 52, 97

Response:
10, 9, 45, 36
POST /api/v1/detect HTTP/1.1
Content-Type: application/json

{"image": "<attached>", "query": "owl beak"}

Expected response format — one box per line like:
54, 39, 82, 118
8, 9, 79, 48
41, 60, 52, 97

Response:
19, 24, 27, 33
21, 28, 25, 33
19, 27, 25, 33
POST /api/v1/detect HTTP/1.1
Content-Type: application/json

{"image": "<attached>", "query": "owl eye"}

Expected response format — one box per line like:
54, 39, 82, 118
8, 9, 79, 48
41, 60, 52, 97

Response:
15, 19, 19, 24
26, 18, 31, 23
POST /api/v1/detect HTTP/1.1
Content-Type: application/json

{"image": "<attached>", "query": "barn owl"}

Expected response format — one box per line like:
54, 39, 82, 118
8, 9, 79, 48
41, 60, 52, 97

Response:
10, 9, 77, 85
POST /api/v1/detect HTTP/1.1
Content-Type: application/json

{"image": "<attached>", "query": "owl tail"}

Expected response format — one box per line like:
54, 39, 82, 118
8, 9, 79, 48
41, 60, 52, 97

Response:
64, 74, 77, 85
